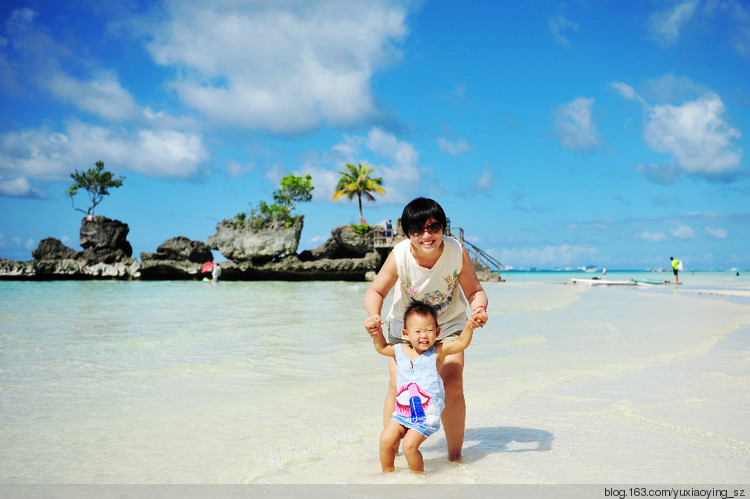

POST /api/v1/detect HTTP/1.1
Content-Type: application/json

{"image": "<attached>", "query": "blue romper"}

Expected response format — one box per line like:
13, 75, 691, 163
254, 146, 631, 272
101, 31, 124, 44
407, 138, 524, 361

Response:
392, 345, 445, 437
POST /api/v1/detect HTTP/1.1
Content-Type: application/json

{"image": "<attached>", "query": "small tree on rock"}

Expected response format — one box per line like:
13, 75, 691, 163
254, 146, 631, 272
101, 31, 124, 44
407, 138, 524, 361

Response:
246, 173, 314, 229
65, 161, 125, 217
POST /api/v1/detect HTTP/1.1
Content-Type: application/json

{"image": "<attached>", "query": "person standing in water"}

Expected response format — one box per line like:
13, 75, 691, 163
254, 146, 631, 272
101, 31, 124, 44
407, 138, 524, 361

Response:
371, 301, 478, 473
670, 257, 681, 285
364, 197, 488, 461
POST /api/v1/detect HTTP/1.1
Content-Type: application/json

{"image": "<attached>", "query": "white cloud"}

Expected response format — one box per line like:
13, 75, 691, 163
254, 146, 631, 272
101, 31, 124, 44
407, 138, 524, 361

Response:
646, 1, 750, 58
42, 70, 139, 122
638, 231, 669, 243
669, 224, 696, 240
636, 162, 682, 184
143, 0, 410, 133
611, 82, 639, 101
11, 236, 35, 250
437, 137, 472, 156
553, 97, 602, 152
644, 93, 742, 175
640, 73, 709, 103
0, 176, 45, 198
614, 79, 744, 180
297, 127, 422, 204
548, 14, 579, 46
0, 121, 210, 183
473, 169, 493, 191
704, 226, 728, 239
4, 8, 140, 122
648, 0, 699, 44
498, 243, 598, 268
226, 160, 254, 178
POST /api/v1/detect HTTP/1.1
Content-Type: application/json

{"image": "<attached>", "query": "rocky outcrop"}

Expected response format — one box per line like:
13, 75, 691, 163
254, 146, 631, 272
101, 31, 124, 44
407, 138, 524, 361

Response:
136, 224, 387, 281
0, 218, 140, 280
214, 251, 382, 281
300, 225, 382, 260
207, 216, 303, 262
139, 236, 213, 280
0, 220, 392, 281
80, 217, 134, 263
211, 225, 386, 281
32, 238, 79, 261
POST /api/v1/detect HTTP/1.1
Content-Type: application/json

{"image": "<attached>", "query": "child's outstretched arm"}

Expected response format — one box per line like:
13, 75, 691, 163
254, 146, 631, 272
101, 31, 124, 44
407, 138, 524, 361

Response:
440, 321, 475, 357
371, 329, 396, 358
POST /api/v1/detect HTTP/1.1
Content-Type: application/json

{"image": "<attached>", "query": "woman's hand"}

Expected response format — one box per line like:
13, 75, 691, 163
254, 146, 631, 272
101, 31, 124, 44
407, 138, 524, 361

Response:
364, 315, 385, 337
470, 306, 488, 328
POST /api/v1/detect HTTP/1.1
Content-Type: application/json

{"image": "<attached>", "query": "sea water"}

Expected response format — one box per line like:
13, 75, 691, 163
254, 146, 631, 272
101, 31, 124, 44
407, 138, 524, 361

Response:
1, 274, 749, 484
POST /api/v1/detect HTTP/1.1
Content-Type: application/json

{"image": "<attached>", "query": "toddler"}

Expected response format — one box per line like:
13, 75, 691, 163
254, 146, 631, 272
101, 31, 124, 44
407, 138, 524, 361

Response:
371, 301, 476, 473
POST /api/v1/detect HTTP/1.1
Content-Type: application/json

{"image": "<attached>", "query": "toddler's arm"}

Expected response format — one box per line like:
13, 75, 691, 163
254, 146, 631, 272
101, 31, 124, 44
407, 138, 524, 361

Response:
372, 329, 395, 358
440, 321, 475, 357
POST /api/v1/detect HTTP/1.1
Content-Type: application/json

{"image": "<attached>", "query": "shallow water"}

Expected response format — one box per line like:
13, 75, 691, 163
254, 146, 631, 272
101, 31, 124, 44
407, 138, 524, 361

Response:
1, 275, 748, 483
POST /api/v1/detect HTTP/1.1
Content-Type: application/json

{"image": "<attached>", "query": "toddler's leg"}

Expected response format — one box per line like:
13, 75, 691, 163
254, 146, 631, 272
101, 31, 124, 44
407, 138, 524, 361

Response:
401, 429, 428, 473
379, 420, 406, 472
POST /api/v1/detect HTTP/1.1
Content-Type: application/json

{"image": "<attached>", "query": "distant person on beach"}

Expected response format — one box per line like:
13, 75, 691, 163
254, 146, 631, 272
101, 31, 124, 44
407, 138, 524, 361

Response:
364, 197, 488, 462
370, 301, 477, 473
670, 257, 681, 284
384, 219, 393, 245
212, 263, 221, 283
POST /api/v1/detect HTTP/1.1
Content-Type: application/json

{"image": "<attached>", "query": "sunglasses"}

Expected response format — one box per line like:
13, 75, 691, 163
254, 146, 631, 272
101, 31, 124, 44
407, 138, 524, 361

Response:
408, 222, 443, 236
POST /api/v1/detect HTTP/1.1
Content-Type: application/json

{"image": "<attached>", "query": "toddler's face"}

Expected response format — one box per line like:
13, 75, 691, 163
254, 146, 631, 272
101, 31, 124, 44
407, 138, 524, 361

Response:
402, 313, 440, 353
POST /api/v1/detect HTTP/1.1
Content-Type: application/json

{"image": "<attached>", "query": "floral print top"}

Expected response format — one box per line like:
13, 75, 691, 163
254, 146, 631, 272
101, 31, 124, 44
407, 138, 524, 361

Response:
386, 236, 468, 341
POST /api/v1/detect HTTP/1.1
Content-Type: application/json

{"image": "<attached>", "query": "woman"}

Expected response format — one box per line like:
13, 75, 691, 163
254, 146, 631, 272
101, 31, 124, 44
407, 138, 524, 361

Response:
364, 197, 488, 461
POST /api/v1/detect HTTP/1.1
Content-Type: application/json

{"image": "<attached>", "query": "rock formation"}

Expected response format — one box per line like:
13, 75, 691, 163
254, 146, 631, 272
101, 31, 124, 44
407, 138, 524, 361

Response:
0, 218, 397, 282
32, 238, 78, 261
0, 217, 140, 280
207, 216, 303, 262
79, 217, 134, 263
140, 236, 213, 280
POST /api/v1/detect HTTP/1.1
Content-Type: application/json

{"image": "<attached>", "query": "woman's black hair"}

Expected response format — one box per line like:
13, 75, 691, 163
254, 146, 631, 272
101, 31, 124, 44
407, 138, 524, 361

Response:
400, 197, 447, 236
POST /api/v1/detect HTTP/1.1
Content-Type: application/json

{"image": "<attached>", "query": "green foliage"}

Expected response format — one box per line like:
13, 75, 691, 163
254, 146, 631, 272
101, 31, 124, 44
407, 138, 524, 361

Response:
353, 223, 371, 235
273, 173, 314, 210
332, 163, 385, 223
65, 161, 125, 216
228, 173, 314, 230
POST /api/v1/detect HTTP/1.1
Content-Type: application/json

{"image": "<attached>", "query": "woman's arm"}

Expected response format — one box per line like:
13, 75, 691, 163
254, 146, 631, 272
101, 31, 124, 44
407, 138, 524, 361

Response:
457, 247, 489, 326
364, 251, 399, 335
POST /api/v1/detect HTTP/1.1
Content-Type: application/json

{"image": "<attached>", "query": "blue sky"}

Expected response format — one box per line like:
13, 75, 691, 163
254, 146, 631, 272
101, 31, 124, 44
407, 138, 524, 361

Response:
1, 0, 748, 270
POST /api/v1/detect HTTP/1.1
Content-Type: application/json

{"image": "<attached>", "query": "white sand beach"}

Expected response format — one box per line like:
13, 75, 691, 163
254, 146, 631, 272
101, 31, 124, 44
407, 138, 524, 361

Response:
0, 276, 748, 485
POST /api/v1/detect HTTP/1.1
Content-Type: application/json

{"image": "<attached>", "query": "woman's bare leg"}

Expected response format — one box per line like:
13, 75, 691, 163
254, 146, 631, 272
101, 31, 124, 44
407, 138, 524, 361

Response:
440, 350, 465, 461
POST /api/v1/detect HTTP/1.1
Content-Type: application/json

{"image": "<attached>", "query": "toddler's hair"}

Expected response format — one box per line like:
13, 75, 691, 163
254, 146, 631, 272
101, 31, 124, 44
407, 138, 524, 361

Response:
404, 300, 438, 328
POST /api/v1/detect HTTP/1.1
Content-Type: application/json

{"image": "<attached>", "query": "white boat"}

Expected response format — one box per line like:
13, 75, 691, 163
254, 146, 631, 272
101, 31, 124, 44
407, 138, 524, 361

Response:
570, 278, 637, 286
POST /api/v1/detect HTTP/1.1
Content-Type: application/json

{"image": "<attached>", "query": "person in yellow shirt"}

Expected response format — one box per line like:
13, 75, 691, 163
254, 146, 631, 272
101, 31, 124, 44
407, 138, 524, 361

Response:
670, 257, 681, 284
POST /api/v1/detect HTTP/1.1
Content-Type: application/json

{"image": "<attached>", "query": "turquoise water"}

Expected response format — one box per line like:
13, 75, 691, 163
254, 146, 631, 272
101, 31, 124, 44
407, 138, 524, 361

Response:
1, 277, 749, 483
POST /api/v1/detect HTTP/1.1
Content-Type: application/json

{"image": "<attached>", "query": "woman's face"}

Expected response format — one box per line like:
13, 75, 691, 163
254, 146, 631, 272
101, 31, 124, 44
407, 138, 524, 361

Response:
408, 217, 444, 255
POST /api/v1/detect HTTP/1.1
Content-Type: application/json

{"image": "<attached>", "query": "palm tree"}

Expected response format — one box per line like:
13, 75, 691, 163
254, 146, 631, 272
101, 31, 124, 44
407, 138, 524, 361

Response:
332, 163, 385, 224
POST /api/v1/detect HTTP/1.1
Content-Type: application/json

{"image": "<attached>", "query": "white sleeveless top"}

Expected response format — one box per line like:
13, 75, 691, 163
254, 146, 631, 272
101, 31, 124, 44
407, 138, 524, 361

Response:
386, 236, 468, 342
